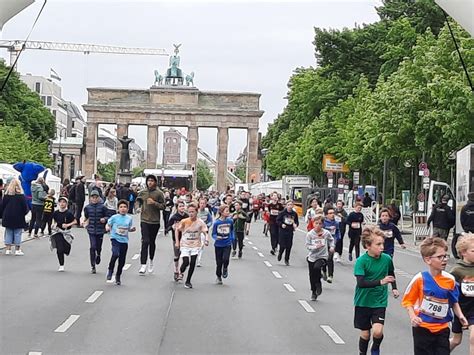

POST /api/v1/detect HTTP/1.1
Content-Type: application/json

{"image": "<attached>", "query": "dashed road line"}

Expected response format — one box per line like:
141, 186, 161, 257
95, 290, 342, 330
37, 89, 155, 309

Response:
263, 261, 272, 267
123, 263, 131, 271
54, 315, 80, 333
28, 352, 42, 355
248, 241, 253, 245
283, 283, 296, 292
298, 300, 315, 313
85, 290, 103, 303
320, 325, 345, 344
257, 252, 264, 258
252, 246, 258, 250
272, 271, 282, 279
132, 254, 140, 260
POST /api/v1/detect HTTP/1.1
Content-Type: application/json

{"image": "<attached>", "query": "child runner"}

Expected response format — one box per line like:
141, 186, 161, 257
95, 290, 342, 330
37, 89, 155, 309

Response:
402, 237, 468, 355
276, 200, 299, 266
105, 200, 136, 285
306, 215, 334, 301
347, 202, 364, 261
378, 208, 406, 258
51, 197, 77, 272
354, 225, 399, 355
176, 202, 209, 289
334, 200, 348, 262
212, 204, 234, 285
197, 197, 213, 267
449, 233, 474, 353
262, 208, 270, 237
267, 192, 284, 255
41, 189, 56, 237
232, 200, 248, 258
166, 201, 189, 281
305, 197, 323, 231
83, 190, 109, 274
322, 207, 340, 283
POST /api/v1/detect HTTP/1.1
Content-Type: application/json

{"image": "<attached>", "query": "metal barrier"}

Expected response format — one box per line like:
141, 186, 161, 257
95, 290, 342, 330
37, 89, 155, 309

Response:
412, 213, 430, 245
345, 201, 379, 226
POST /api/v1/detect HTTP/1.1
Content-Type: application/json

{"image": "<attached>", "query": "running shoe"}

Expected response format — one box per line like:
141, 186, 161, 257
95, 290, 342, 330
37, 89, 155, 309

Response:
174, 272, 179, 282
115, 276, 121, 286
316, 282, 322, 296
58, 265, 65, 272
231, 250, 237, 257
139, 265, 147, 275
91, 267, 96, 274
177, 273, 183, 281
106, 269, 113, 280
277, 253, 282, 262
270, 249, 275, 255
322, 270, 328, 281
285, 260, 290, 266
333, 253, 340, 262
311, 292, 317, 301
327, 276, 333, 283
216, 277, 223, 285
222, 268, 228, 278
5, 249, 12, 255
15, 250, 24, 256
95, 254, 101, 265
238, 251, 242, 259
348, 254, 353, 262
371, 349, 380, 355
196, 262, 201, 267
184, 282, 192, 289
148, 261, 154, 273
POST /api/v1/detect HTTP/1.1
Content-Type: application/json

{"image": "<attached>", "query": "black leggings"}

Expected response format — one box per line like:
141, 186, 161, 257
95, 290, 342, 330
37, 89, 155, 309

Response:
322, 250, 334, 277
29, 204, 43, 234
41, 213, 53, 235
89, 234, 104, 267
307, 258, 326, 292
349, 230, 361, 258
233, 231, 245, 251
278, 233, 293, 262
215, 245, 231, 277
53, 233, 71, 266
180, 254, 197, 284
269, 223, 279, 250
109, 239, 128, 278
140, 222, 160, 264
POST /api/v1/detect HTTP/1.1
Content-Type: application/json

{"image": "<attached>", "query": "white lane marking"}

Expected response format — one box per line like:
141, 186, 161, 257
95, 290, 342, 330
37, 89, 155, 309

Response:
132, 254, 140, 260
252, 246, 258, 250
264, 261, 272, 267
85, 290, 103, 303
272, 271, 282, 279
123, 263, 131, 271
284, 283, 296, 292
54, 315, 80, 333
257, 252, 264, 257
28, 352, 42, 355
298, 300, 315, 313
245, 237, 249, 240
320, 325, 345, 344
248, 241, 253, 245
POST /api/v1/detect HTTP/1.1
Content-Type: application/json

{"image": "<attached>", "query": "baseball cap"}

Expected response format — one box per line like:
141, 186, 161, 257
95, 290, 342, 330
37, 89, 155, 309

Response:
90, 190, 100, 197
58, 196, 68, 203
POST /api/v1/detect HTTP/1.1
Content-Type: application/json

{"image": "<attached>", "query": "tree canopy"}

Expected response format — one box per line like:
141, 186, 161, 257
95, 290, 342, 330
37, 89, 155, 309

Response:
196, 159, 213, 191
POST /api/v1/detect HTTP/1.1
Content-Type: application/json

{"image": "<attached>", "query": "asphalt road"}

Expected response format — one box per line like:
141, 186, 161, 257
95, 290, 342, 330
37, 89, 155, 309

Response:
0, 218, 469, 355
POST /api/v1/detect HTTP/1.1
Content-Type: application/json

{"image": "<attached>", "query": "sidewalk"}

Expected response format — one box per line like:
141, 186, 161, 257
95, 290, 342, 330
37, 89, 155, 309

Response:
0, 225, 36, 249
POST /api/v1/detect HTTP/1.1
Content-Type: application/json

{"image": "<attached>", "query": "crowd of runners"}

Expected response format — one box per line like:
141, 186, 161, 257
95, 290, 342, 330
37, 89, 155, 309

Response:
1, 173, 474, 355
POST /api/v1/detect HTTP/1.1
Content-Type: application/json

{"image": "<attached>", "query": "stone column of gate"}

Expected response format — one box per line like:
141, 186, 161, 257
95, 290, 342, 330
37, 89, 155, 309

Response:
216, 127, 229, 193
246, 127, 261, 183
84, 122, 98, 178
62, 154, 71, 181
147, 125, 158, 169
116, 124, 129, 172
187, 125, 199, 190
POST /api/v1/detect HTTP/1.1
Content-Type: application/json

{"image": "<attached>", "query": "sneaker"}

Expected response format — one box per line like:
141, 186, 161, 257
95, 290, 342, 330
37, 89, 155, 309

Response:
58, 265, 65, 272
285, 260, 290, 266
222, 268, 228, 279
147, 261, 154, 273
327, 276, 333, 283
348, 254, 353, 262
371, 349, 380, 355
106, 269, 113, 280
216, 277, 223, 285
184, 282, 193, 289
95, 254, 101, 265
174, 272, 179, 282
15, 250, 24, 256
270, 249, 275, 255
177, 273, 183, 281
139, 265, 147, 275
231, 250, 236, 257
5, 249, 12, 255
115, 276, 121, 286
91, 267, 96, 274
315, 282, 322, 296
333, 253, 340, 262
277, 253, 282, 262
311, 292, 317, 301
34, 235, 39, 239
322, 270, 327, 281
196, 262, 201, 267
238, 251, 242, 259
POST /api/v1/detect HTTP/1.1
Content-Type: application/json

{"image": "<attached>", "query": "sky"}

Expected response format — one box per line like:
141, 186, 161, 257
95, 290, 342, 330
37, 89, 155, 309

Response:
0, 0, 381, 162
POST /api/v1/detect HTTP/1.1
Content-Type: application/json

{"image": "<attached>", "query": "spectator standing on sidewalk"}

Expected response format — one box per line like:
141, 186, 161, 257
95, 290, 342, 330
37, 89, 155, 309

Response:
2, 178, 28, 255
29, 177, 47, 238
427, 194, 455, 240
73, 176, 86, 225
461, 192, 474, 233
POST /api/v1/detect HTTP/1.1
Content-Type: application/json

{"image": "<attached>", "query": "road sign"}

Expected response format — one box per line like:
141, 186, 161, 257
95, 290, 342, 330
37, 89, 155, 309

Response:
353, 171, 360, 184
419, 161, 428, 170
423, 177, 430, 183
326, 171, 333, 178
417, 192, 425, 202
423, 183, 430, 190
423, 168, 430, 177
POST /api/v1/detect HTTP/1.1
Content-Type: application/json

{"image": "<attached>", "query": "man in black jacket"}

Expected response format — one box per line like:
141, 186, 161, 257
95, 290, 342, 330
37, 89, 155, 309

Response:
427, 195, 455, 240
461, 192, 474, 233
74, 176, 86, 225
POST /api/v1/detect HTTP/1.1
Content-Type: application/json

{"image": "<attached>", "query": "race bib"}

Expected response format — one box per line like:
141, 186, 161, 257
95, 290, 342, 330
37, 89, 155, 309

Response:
183, 231, 199, 241
200, 215, 208, 221
420, 296, 449, 319
311, 237, 325, 249
383, 230, 393, 239
116, 226, 128, 236
284, 217, 294, 225
328, 226, 336, 236
217, 224, 230, 235
351, 222, 361, 229
461, 281, 474, 297
242, 203, 248, 209
270, 209, 279, 216
335, 216, 341, 223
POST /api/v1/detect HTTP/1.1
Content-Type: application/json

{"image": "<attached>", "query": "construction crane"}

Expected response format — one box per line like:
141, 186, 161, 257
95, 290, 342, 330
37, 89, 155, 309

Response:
0, 39, 168, 66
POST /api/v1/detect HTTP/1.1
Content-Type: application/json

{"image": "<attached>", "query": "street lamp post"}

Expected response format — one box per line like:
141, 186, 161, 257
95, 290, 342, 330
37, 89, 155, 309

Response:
261, 148, 269, 182
57, 127, 67, 181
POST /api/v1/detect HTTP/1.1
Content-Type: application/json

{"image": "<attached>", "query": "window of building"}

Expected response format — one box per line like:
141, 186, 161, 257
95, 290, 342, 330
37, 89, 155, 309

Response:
46, 96, 52, 106
72, 133, 77, 137
35, 82, 41, 93
71, 120, 75, 128
52, 110, 57, 118
41, 96, 46, 105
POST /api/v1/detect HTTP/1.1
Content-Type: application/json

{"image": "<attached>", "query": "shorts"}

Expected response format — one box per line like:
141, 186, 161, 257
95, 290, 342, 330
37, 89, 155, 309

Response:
180, 247, 200, 258
452, 314, 474, 333
354, 306, 386, 330
4, 228, 23, 245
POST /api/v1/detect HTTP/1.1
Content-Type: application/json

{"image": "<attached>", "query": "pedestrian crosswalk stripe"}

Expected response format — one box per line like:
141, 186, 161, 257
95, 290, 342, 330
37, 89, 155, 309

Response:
54, 315, 80, 333
85, 291, 103, 303
284, 283, 296, 292
298, 300, 315, 313
320, 325, 345, 344
272, 271, 282, 279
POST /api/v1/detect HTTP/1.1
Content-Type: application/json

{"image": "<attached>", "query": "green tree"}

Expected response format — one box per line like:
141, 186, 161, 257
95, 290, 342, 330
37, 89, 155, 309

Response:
97, 161, 117, 183
234, 164, 246, 182
132, 166, 145, 178
196, 159, 213, 191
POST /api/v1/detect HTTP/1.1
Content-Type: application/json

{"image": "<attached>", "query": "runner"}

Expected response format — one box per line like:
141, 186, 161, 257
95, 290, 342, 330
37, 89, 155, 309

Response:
322, 207, 340, 283
232, 200, 248, 258
402, 237, 468, 355
449, 233, 474, 353
354, 225, 399, 355
347, 202, 364, 261
197, 197, 213, 267
83, 190, 109, 274
306, 215, 334, 301
163, 190, 174, 236
267, 192, 284, 255
334, 200, 348, 262
305, 197, 323, 231
212, 204, 234, 285
378, 208, 406, 258
105, 200, 136, 285
175, 202, 209, 289
276, 200, 299, 266
136, 174, 165, 275
51, 197, 77, 272
166, 201, 189, 281
240, 191, 251, 235
251, 194, 262, 222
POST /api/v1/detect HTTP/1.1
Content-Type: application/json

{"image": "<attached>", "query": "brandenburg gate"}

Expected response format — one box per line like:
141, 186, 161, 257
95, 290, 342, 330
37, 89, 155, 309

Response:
83, 46, 263, 192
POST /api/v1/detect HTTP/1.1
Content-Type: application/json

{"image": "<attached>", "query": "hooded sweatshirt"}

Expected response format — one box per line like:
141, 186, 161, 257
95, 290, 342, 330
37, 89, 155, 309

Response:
137, 187, 165, 224
31, 182, 47, 206
306, 228, 334, 262
450, 260, 474, 317
461, 200, 474, 233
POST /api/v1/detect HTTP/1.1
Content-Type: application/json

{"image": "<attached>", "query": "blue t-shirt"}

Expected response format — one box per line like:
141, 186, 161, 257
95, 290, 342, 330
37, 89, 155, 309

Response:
107, 213, 133, 243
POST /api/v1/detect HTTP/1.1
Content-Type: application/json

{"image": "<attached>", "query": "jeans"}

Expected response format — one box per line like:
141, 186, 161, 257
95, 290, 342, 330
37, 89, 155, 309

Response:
4, 228, 23, 245
215, 245, 231, 277
89, 234, 104, 267
109, 239, 128, 278
140, 222, 160, 264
